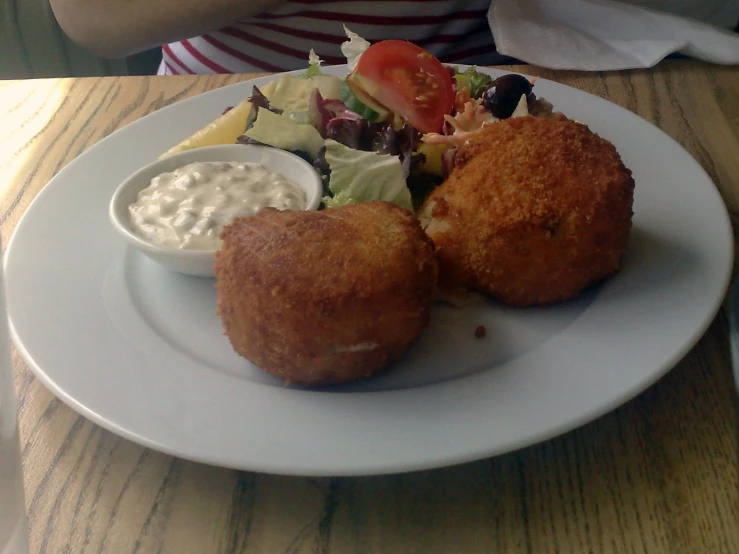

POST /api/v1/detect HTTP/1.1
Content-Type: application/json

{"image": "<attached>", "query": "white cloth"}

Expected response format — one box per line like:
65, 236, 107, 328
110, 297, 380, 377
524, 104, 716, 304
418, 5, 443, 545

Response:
489, 0, 739, 70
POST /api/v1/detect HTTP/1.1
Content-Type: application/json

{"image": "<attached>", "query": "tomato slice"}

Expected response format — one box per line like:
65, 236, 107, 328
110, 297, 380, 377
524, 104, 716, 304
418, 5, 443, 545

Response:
347, 40, 455, 134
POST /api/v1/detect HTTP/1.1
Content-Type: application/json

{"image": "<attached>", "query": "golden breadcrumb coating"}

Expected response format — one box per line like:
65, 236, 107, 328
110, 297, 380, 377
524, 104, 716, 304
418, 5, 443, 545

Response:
418, 115, 635, 306
215, 201, 438, 386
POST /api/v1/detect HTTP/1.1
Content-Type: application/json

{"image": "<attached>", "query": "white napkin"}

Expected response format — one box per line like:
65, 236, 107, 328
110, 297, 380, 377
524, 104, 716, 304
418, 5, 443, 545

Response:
488, 0, 739, 70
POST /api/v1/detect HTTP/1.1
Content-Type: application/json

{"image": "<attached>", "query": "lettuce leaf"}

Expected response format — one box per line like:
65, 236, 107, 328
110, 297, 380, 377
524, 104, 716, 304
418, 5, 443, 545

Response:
453, 66, 494, 99
244, 109, 324, 160
340, 25, 370, 72
322, 139, 413, 211
305, 49, 323, 78
269, 74, 342, 113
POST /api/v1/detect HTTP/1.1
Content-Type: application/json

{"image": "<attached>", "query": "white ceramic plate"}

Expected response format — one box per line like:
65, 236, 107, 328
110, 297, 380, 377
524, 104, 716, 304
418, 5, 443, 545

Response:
4, 67, 733, 476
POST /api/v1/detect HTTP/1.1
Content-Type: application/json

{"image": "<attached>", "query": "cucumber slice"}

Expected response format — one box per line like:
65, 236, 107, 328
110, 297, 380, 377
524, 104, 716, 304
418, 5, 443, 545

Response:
339, 81, 386, 122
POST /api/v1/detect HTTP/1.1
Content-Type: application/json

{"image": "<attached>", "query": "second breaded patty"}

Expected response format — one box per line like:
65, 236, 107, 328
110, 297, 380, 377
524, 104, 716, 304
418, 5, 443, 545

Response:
215, 201, 438, 386
418, 115, 635, 306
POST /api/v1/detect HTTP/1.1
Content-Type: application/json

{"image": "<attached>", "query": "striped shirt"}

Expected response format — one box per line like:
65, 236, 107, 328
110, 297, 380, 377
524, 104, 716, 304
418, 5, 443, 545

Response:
159, 0, 500, 75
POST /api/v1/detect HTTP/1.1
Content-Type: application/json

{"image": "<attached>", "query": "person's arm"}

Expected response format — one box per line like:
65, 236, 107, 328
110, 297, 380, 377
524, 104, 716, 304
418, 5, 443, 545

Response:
49, 0, 285, 58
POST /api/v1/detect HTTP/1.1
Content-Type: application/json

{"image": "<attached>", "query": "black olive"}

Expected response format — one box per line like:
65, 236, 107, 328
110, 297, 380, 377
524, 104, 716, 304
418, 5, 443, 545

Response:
482, 74, 534, 119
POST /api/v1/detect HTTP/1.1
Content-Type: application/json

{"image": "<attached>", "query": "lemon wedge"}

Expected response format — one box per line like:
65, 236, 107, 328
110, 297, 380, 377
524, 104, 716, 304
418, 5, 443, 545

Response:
161, 80, 277, 158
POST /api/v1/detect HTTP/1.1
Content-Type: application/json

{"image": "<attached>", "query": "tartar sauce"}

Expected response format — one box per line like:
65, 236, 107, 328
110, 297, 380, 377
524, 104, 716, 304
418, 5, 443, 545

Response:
129, 161, 306, 250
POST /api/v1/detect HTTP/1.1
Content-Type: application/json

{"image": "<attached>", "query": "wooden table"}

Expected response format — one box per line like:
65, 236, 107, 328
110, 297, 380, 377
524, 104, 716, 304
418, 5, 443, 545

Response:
1, 60, 738, 553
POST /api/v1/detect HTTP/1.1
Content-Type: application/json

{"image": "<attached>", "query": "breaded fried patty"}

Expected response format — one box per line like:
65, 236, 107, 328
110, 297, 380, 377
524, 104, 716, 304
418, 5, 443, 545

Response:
418, 115, 634, 306
215, 201, 438, 386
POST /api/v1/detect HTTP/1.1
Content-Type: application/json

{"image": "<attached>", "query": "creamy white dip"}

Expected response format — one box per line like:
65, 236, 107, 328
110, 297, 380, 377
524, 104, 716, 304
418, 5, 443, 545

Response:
129, 161, 306, 250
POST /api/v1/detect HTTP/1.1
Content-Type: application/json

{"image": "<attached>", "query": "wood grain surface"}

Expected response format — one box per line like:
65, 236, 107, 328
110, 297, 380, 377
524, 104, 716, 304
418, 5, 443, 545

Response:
1, 60, 738, 554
